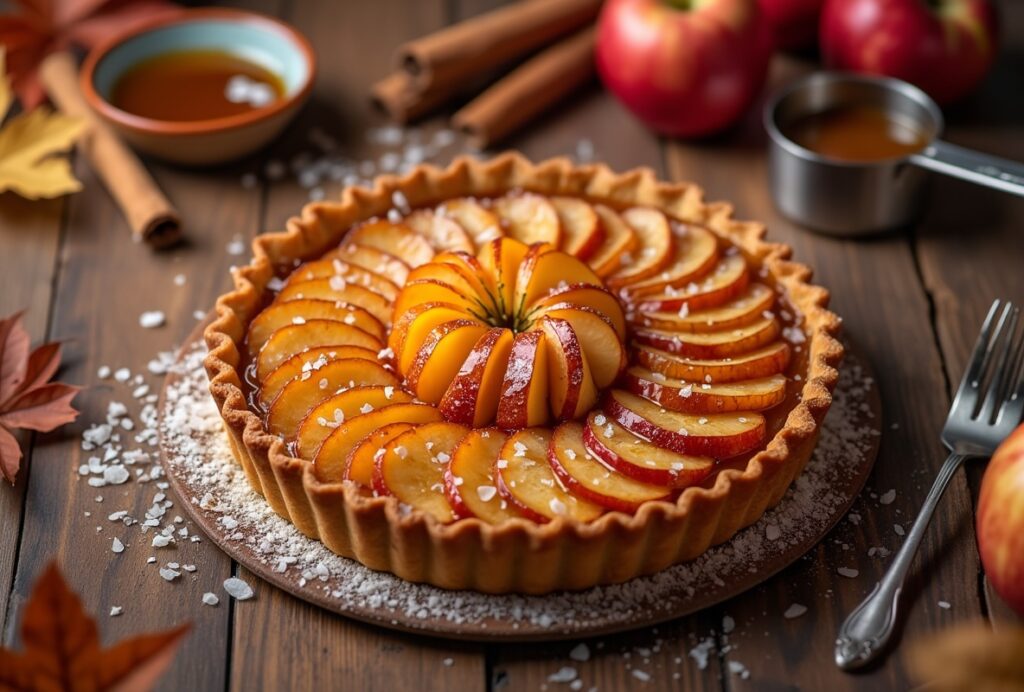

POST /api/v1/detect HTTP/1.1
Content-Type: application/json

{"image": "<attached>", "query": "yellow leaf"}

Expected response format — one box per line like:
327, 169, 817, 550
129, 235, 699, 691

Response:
0, 48, 85, 200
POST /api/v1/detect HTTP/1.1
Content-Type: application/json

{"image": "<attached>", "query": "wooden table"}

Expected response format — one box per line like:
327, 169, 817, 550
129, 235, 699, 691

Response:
2, 1, 1023, 689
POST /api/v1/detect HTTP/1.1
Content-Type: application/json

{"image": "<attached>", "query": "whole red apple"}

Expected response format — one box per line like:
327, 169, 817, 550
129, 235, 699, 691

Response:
977, 423, 1024, 617
758, 0, 825, 50
820, 0, 999, 105
595, 0, 773, 138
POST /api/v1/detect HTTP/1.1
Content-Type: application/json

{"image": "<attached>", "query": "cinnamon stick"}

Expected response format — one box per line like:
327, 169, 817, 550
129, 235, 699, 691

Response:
39, 51, 181, 248
398, 0, 600, 95
371, 71, 457, 124
451, 27, 597, 149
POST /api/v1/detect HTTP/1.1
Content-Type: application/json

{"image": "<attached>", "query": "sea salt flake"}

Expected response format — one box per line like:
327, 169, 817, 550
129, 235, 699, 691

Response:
224, 577, 254, 600
548, 666, 577, 683
632, 669, 651, 682
159, 567, 180, 581
837, 567, 859, 578
109, 606, 123, 617
879, 489, 896, 505
111, 537, 124, 553
139, 311, 165, 329
569, 643, 590, 662
784, 603, 808, 619
938, 600, 951, 609
203, 592, 220, 606
548, 498, 567, 516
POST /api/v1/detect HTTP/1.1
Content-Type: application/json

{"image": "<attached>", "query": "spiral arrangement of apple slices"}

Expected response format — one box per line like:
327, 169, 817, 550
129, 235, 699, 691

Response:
244, 192, 797, 523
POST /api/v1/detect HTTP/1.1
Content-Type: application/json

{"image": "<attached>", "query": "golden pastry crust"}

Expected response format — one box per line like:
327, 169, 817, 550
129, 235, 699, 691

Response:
203, 153, 843, 594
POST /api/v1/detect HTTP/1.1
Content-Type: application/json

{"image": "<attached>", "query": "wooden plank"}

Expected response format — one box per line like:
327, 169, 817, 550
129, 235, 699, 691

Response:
664, 54, 985, 689
0, 195, 63, 634
227, 1, 487, 690
913, 0, 1024, 629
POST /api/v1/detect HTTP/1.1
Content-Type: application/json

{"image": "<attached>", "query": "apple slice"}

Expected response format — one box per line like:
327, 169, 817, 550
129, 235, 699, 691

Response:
493, 193, 562, 247
344, 219, 436, 267
265, 358, 399, 440
406, 262, 498, 316
324, 243, 411, 285
294, 384, 414, 459
438, 197, 504, 247
393, 278, 488, 324
529, 283, 626, 338
635, 341, 792, 383
606, 208, 675, 288
633, 253, 749, 313
632, 282, 775, 333
633, 317, 780, 359
432, 251, 500, 305
247, 299, 385, 359
514, 242, 603, 310
276, 278, 393, 326
389, 303, 476, 374
549, 422, 672, 512
537, 317, 598, 420
494, 429, 603, 523
603, 389, 766, 458
495, 330, 550, 430
621, 366, 788, 414
588, 205, 639, 277
256, 320, 383, 382
439, 327, 515, 427
405, 319, 491, 404
313, 402, 442, 482
404, 209, 475, 253
582, 412, 714, 488
443, 428, 522, 523
551, 196, 604, 260
258, 345, 378, 405
372, 421, 470, 522
343, 422, 414, 488
535, 304, 625, 388
283, 258, 400, 301
622, 224, 720, 296
477, 236, 530, 319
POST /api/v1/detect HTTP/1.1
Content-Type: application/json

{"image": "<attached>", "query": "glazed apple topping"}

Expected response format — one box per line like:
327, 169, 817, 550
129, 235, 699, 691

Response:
241, 192, 809, 524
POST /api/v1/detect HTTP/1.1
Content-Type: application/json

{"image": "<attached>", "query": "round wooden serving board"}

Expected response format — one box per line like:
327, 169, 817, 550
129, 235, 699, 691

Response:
159, 322, 881, 642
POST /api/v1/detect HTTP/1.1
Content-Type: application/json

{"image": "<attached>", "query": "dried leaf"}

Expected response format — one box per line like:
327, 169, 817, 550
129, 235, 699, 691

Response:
0, 424, 22, 484
1, 563, 190, 691
0, 310, 30, 406
0, 382, 80, 431
20, 341, 63, 398
910, 622, 1024, 692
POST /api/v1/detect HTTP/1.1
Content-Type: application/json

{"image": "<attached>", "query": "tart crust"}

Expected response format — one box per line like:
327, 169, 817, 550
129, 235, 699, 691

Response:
203, 153, 843, 594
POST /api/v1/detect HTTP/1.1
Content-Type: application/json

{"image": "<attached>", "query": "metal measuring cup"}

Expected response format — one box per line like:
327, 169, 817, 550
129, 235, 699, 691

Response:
764, 72, 1024, 236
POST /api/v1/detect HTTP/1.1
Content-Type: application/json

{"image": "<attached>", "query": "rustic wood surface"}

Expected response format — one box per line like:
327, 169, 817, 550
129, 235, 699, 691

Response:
1, 0, 1022, 690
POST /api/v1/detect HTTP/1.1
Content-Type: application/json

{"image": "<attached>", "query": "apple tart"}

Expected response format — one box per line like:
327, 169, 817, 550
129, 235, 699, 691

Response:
204, 153, 842, 594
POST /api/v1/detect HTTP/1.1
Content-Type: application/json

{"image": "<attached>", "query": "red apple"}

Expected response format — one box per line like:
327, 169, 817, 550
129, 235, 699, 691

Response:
977, 423, 1024, 617
757, 0, 825, 50
595, 0, 773, 137
820, 0, 999, 105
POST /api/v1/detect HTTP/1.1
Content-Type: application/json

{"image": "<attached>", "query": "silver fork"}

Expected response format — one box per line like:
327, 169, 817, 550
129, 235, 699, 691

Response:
835, 299, 1024, 671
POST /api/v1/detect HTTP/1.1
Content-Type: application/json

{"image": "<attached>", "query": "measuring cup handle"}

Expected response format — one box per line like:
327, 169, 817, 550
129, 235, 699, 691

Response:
910, 140, 1024, 197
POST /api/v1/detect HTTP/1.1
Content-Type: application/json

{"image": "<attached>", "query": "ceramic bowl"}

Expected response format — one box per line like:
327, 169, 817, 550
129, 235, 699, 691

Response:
81, 8, 315, 166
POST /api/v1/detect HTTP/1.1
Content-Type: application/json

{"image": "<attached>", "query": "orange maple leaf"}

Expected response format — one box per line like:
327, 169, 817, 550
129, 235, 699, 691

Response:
0, 562, 189, 691
0, 310, 80, 484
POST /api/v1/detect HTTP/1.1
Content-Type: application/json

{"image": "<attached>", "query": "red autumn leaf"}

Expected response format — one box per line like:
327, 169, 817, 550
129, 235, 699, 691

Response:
0, 310, 80, 484
0, 562, 189, 691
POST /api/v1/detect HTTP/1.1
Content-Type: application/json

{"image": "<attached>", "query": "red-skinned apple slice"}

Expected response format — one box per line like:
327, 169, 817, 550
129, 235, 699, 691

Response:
344, 219, 436, 267
390, 303, 476, 374
405, 319, 491, 404
266, 358, 400, 440
255, 320, 383, 382
549, 422, 672, 512
515, 242, 603, 309
621, 366, 788, 413
603, 389, 766, 458
582, 412, 714, 488
258, 345, 379, 405
313, 403, 442, 483
535, 304, 625, 388
530, 283, 626, 338
494, 429, 603, 523
294, 384, 413, 459
551, 196, 604, 260
343, 422, 414, 488
247, 299, 386, 359
437, 197, 504, 247
633, 317, 780, 359
634, 341, 792, 383
589, 205, 639, 277
404, 209, 475, 253
324, 243, 411, 285
275, 278, 393, 326
632, 253, 749, 314
623, 225, 720, 296
282, 258, 400, 300
606, 207, 675, 288
493, 193, 562, 247
536, 316, 598, 420
439, 328, 515, 427
631, 282, 774, 333
443, 428, 522, 523
495, 330, 550, 430
372, 421, 469, 522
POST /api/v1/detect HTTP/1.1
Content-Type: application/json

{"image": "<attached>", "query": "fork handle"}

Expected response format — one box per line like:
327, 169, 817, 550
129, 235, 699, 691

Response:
834, 452, 968, 670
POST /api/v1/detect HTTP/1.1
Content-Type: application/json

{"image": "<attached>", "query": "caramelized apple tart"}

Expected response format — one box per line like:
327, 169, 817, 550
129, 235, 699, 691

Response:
205, 154, 842, 593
